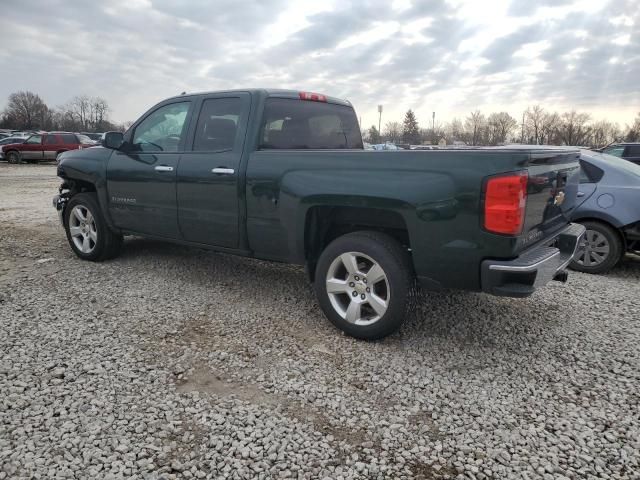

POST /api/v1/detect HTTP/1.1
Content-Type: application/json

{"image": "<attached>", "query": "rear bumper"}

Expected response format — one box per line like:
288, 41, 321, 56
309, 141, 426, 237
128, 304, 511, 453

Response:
481, 223, 586, 297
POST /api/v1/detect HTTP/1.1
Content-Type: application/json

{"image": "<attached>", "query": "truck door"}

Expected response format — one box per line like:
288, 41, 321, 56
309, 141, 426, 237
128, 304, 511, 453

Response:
43, 134, 60, 160
106, 101, 192, 238
176, 93, 251, 247
21, 134, 44, 161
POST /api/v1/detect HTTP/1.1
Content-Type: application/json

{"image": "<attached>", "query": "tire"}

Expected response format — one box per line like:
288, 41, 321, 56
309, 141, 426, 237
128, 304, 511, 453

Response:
569, 221, 623, 274
6, 151, 20, 164
314, 231, 414, 340
63, 193, 123, 262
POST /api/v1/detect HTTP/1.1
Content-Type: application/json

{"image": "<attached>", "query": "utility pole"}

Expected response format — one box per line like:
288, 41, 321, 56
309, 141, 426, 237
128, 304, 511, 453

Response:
432, 111, 435, 131
378, 105, 383, 138
521, 112, 525, 144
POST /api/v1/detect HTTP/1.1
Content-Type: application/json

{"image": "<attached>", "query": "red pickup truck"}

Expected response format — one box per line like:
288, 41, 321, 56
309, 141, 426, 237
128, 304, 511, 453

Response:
0, 132, 94, 164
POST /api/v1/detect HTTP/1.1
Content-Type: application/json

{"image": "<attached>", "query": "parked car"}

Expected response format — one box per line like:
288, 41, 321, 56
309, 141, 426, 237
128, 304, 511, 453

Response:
80, 132, 104, 142
0, 132, 94, 164
0, 136, 26, 146
597, 143, 640, 166
53, 88, 584, 340
569, 150, 640, 273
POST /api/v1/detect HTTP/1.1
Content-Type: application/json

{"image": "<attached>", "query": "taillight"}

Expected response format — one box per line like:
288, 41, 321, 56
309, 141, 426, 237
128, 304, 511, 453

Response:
483, 171, 528, 235
299, 91, 327, 102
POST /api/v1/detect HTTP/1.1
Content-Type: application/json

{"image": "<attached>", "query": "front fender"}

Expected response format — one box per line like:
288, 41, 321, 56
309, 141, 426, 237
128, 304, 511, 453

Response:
57, 147, 116, 228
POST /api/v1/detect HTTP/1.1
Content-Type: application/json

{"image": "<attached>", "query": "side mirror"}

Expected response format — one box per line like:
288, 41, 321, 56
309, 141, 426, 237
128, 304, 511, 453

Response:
102, 131, 124, 150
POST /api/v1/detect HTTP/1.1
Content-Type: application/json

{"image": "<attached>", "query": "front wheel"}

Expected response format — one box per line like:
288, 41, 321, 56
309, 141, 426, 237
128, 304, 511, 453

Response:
314, 231, 414, 340
63, 193, 123, 261
6, 151, 20, 164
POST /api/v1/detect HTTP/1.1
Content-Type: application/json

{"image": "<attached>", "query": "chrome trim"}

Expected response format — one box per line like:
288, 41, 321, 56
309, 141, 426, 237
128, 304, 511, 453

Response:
154, 165, 174, 172
212, 167, 235, 175
489, 250, 561, 272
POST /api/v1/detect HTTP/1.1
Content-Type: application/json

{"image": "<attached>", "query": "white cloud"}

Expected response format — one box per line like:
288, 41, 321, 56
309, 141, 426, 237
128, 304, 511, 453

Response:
0, 0, 637, 127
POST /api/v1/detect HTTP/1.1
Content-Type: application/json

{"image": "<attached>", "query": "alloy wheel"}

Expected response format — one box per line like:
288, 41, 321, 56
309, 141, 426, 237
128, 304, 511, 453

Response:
575, 229, 610, 267
325, 251, 390, 326
69, 205, 98, 253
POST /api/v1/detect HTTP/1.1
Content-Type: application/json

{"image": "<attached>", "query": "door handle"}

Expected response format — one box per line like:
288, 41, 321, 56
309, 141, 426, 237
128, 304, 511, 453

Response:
154, 165, 174, 172
577, 191, 585, 197
212, 167, 235, 175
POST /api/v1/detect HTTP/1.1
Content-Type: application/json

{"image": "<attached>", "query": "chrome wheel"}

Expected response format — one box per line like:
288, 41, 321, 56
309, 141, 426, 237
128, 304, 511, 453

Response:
69, 205, 97, 253
575, 229, 610, 267
325, 251, 389, 326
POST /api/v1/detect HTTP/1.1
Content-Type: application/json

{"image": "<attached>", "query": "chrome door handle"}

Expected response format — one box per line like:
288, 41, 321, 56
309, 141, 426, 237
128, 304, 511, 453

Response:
212, 167, 235, 175
577, 191, 585, 197
154, 165, 174, 172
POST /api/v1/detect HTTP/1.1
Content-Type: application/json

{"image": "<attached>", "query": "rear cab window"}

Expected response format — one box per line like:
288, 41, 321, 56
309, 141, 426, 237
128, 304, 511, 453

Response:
260, 97, 363, 150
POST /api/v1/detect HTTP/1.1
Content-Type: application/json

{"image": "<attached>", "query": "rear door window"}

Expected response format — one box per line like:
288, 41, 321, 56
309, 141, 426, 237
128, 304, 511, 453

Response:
44, 135, 59, 145
260, 98, 363, 149
192, 97, 242, 151
60, 134, 77, 144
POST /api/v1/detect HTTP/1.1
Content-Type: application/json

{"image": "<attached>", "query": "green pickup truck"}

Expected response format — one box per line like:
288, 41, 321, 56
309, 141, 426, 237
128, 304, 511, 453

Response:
54, 89, 585, 339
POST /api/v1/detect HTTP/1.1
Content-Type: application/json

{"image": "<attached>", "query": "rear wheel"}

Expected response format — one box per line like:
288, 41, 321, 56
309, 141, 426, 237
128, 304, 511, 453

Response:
314, 231, 414, 340
6, 151, 20, 164
570, 221, 623, 274
63, 193, 123, 261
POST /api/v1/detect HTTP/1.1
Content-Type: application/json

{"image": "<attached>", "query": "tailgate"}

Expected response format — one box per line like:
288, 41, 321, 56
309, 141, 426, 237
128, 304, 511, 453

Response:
520, 150, 580, 249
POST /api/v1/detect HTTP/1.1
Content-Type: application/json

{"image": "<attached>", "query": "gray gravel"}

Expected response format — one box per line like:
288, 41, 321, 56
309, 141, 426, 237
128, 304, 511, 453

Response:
1, 162, 639, 479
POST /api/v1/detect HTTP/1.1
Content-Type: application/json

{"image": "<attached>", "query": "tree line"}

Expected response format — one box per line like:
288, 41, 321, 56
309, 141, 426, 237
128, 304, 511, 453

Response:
0, 91, 129, 133
364, 107, 640, 147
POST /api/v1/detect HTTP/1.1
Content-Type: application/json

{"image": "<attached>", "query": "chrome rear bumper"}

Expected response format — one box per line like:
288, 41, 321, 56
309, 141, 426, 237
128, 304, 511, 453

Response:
481, 223, 586, 297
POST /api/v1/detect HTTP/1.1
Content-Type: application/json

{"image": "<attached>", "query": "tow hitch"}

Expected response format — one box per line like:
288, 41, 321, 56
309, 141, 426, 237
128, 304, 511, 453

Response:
553, 270, 569, 283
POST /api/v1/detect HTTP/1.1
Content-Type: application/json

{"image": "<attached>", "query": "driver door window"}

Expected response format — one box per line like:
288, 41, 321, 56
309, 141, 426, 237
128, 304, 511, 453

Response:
25, 135, 42, 144
132, 102, 190, 152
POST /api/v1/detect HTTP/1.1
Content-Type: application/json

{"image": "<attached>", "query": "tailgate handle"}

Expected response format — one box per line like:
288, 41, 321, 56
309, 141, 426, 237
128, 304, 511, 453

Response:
154, 165, 174, 172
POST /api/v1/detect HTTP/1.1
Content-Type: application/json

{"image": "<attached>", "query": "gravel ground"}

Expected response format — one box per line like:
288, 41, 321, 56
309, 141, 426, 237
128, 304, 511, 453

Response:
1, 162, 639, 480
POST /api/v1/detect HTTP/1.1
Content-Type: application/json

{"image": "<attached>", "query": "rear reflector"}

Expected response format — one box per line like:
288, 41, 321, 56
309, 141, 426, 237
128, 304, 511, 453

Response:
483, 171, 528, 235
299, 91, 327, 102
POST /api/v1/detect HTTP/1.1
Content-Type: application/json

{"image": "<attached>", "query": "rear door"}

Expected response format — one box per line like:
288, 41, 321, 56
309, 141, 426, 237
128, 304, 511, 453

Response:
43, 134, 60, 159
107, 100, 192, 238
176, 93, 251, 247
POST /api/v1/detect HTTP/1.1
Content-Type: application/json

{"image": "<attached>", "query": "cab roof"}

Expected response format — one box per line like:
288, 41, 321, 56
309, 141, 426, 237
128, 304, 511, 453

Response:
166, 88, 352, 107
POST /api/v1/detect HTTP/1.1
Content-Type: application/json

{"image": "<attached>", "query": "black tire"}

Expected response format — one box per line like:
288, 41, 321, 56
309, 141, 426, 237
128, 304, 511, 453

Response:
314, 231, 414, 340
6, 151, 20, 164
63, 193, 123, 262
569, 220, 623, 274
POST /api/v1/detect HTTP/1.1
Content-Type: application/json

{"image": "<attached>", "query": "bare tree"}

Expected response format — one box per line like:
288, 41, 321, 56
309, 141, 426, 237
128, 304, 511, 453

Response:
590, 120, 622, 147
465, 110, 486, 145
557, 111, 592, 146
625, 112, 640, 142
539, 112, 561, 145
487, 112, 517, 145
383, 121, 402, 143
444, 118, 466, 144
3, 91, 50, 130
524, 105, 548, 144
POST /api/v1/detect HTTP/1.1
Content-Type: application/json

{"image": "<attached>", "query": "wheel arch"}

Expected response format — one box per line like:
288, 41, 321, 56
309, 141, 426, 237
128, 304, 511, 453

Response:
303, 205, 411, 281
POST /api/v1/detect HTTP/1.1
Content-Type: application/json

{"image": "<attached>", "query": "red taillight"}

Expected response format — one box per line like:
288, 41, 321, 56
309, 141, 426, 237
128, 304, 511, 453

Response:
483, 171, 528, 235
299, 91, 327, 102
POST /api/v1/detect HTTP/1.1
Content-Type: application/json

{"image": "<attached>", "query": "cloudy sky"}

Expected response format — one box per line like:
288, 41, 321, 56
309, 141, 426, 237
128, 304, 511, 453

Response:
1, 0, 638, 129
